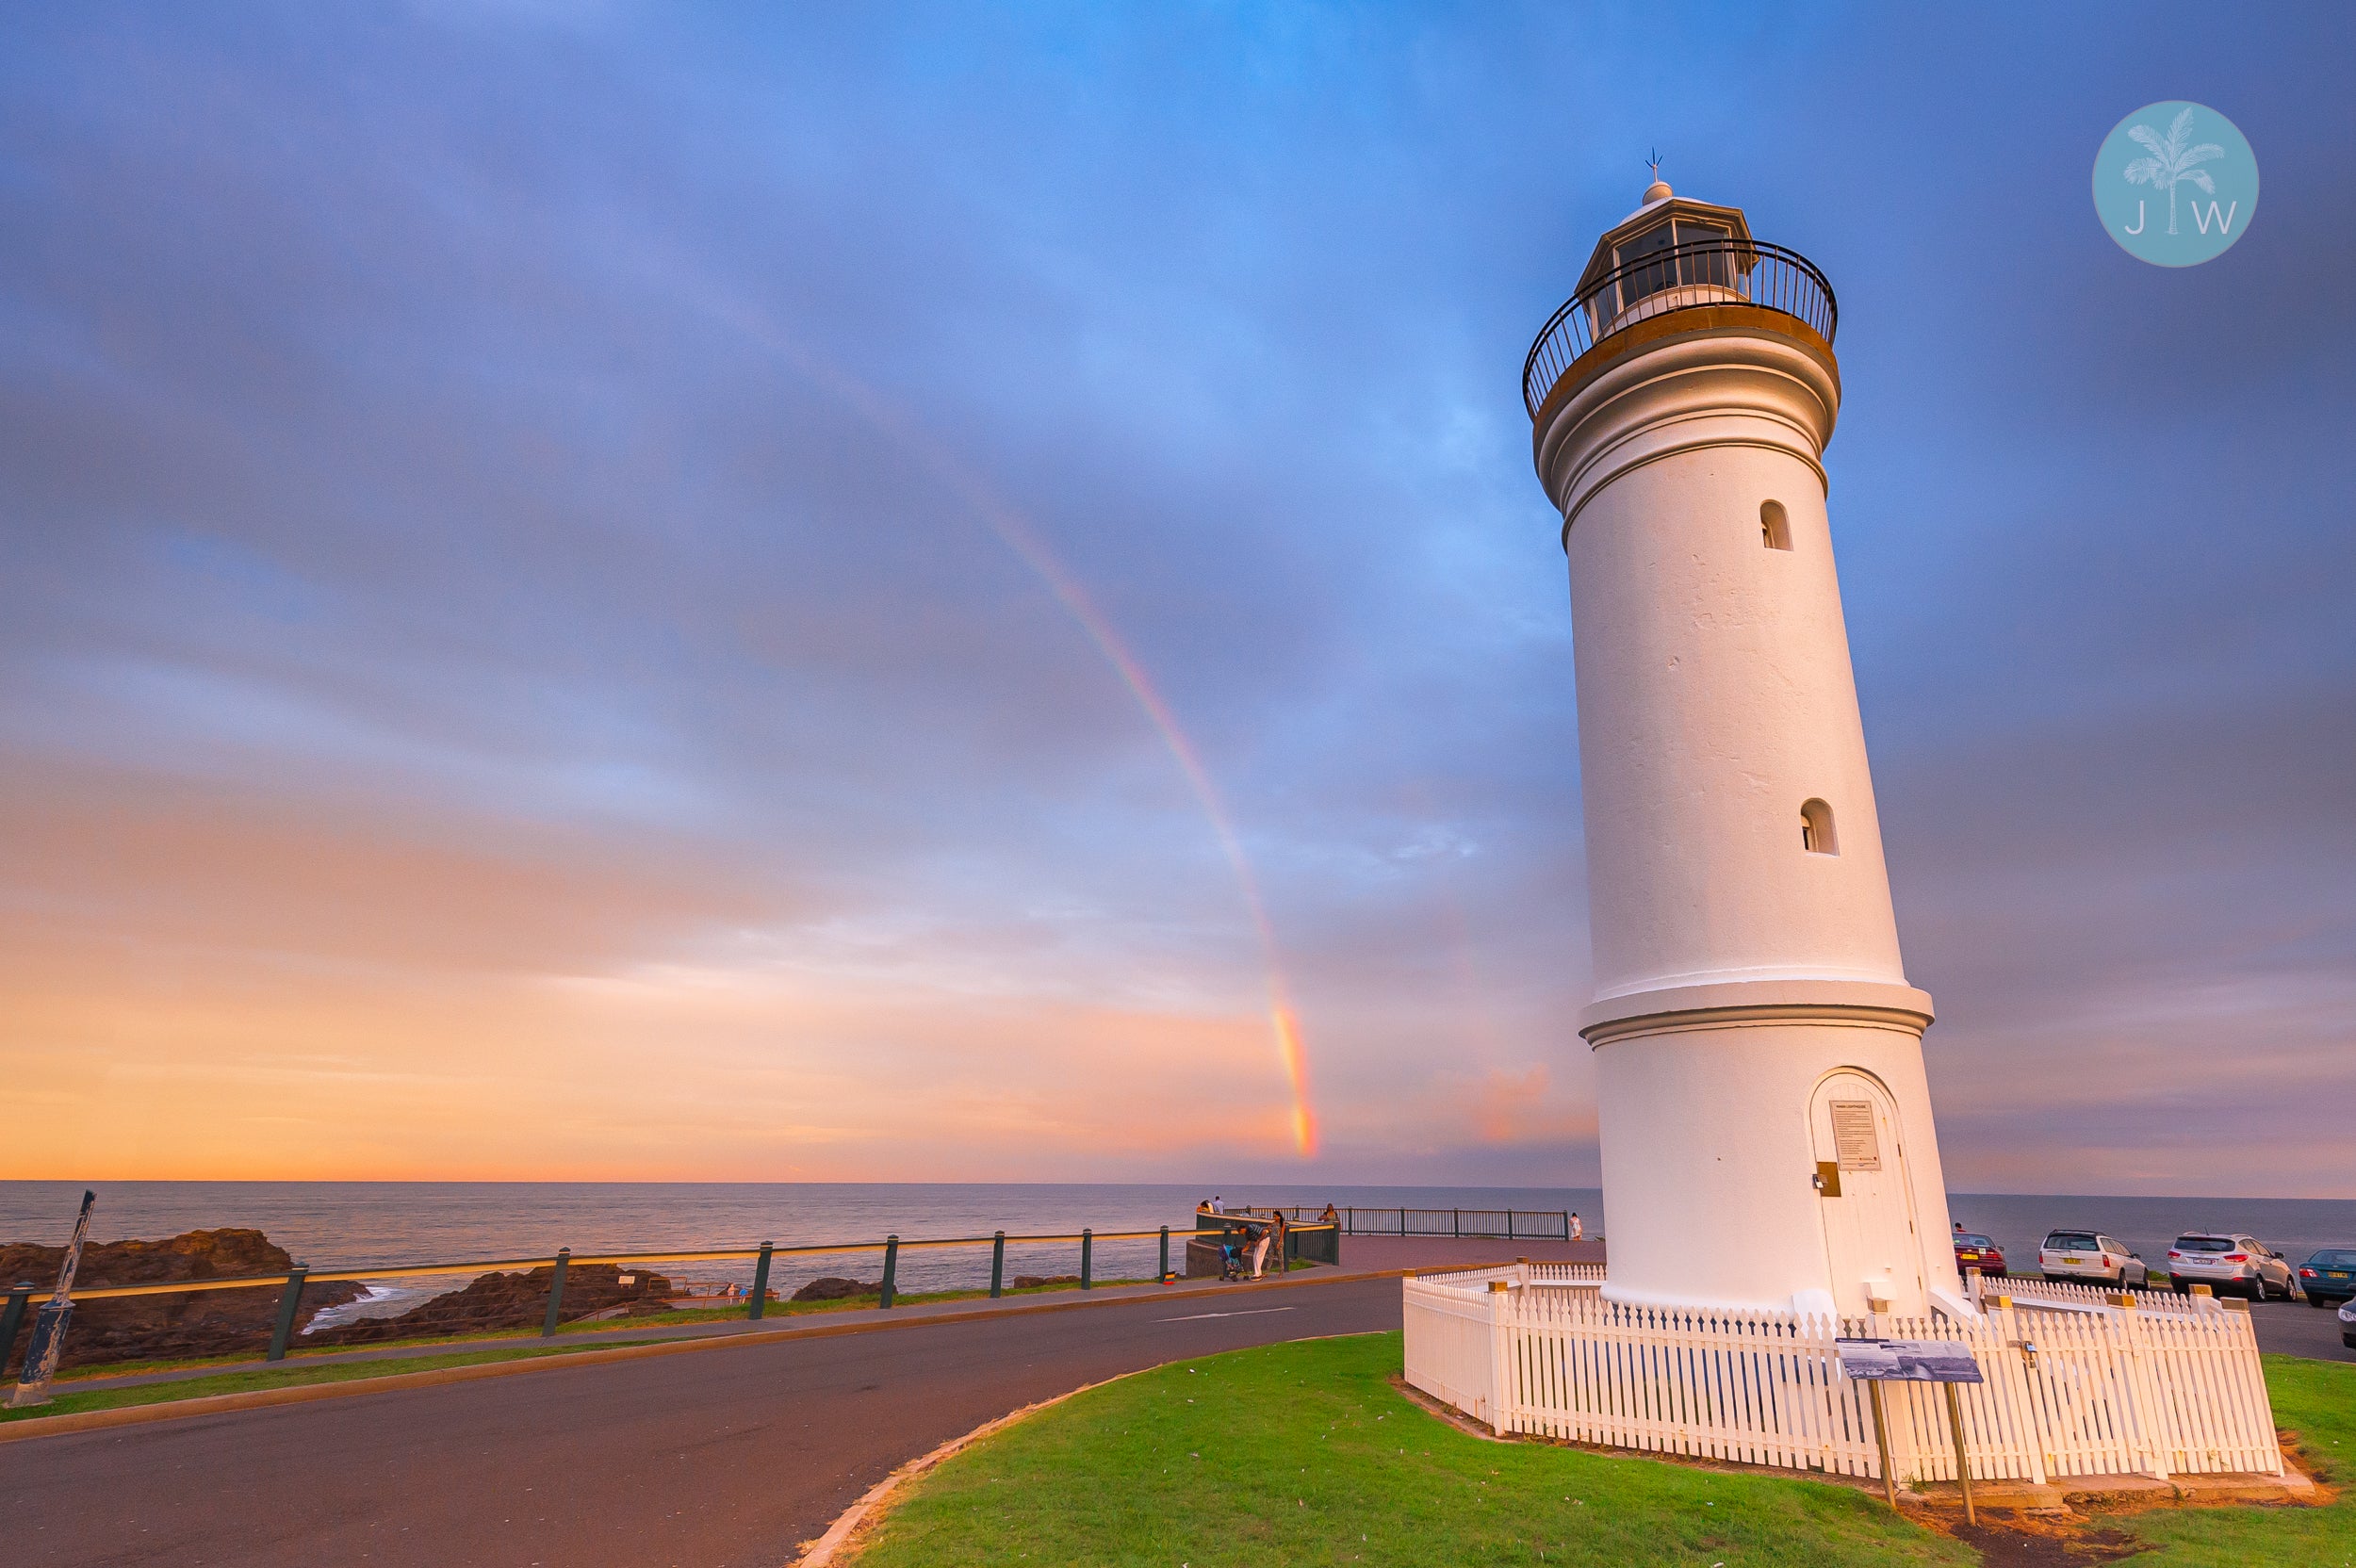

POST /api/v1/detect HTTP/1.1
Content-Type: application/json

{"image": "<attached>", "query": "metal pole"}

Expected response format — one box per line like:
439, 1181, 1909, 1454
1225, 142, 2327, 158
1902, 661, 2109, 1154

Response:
267, 1266, 308, 1362
990, 1232, 1005, 1298
8, 1188, 96, 1409
1944, 1382, 1976, 1527
1452, 1208, 1460, 1238
1868, 1381, 1898, 1508
749, 1242, 774, 1321
1158, 1226, 1170, 1280
1507, 1210, 1515, 1242
1080, 1229, 1093, 1290
0, 1283, 32, 1379
540, 1250, 570, 1338
879, 1235, 899, 1309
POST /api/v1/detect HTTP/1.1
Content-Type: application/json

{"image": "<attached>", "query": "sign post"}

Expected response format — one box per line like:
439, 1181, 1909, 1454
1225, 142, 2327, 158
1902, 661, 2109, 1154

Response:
1836, 1337, 1985, 1517
7, 1189, 96, 1410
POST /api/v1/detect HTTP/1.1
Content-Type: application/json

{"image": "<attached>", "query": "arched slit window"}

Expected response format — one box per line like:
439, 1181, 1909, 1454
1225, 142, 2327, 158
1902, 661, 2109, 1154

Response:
1800, 798, 1838, 856
1760, 499, 1792, 550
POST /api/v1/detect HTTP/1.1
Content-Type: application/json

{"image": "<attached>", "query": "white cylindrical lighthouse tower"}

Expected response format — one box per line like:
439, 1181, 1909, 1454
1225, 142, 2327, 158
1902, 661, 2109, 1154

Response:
1527, 182, 1967, 1320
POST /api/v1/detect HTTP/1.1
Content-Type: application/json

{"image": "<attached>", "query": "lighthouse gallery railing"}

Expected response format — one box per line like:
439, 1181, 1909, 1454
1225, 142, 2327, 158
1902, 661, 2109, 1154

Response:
1522, 237, 1838, 418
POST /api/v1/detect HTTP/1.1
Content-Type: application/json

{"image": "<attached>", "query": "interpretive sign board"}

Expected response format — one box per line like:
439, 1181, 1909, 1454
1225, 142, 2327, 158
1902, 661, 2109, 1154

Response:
1834, 1337, 1984, 1383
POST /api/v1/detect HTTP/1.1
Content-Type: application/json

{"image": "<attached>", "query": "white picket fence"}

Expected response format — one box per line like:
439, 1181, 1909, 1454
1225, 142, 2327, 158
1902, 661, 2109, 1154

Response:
1978, 1274, 2208, 1315
1403, 1266, 2282, 1485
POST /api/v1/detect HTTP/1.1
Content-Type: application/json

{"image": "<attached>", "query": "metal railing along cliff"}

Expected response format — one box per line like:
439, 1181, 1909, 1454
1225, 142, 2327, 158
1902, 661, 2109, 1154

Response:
0, 1219, 1342, 1372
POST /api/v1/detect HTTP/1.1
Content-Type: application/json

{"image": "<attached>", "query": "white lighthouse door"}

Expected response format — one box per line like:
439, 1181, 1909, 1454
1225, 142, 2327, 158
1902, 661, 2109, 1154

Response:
1809, 1072, 1923, 1316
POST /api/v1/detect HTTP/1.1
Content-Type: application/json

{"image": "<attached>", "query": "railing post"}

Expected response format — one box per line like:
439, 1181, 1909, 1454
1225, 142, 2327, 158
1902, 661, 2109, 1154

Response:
267, 1266, 309, 1362
990, 1231, 1005, 1298
1081, 1229, 1093, 1290
540, 1250, 570, 1338
1507, 1210, 1515, 1242
879, 1235, 899, 1309
1158, 1226, 1170, 1280
1452, 1208, 1460, 1238
749, 1242, 774, 1321
0, 1283, 32, 1378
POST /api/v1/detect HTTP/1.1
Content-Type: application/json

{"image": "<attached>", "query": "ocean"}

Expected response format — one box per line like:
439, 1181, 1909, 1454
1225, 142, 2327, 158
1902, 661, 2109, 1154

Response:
4, 1183, 2350, 1331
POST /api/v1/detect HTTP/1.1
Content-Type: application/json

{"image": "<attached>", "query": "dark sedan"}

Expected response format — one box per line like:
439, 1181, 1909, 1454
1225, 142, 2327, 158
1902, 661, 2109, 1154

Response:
2298, 1248, 2356, 1307
1954, 1232, 2006, 1277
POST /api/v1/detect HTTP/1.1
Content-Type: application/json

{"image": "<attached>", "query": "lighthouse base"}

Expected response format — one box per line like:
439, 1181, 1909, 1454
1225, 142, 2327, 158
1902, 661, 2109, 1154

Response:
1579, 980, 1964, 1320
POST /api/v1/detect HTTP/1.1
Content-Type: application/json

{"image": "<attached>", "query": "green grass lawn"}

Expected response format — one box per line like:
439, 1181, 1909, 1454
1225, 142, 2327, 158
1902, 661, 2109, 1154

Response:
849, 1333, 2354, 1568
1, 1338, 685, 1424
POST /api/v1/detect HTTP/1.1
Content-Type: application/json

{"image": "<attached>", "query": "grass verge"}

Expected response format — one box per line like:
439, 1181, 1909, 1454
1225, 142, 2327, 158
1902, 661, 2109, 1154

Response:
50, 1272, 1187, 1383
851, 1331, 1973, 1566
1, 1339, 681, 1423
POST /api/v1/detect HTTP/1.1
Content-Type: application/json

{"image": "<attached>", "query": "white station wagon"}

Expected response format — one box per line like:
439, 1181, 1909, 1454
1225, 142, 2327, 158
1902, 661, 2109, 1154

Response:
2038, 1229, 2149, 1287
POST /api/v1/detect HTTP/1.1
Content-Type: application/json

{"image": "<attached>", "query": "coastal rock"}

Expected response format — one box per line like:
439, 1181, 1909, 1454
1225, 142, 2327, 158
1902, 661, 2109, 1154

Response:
790, 1276, 881, 1302
305, 1263, 675, 1345
0, 1229, 365, 1374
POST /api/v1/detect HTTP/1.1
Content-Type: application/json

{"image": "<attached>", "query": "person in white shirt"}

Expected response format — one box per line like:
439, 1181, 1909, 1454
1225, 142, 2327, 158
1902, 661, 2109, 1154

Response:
1569, 1212, 1583, 1240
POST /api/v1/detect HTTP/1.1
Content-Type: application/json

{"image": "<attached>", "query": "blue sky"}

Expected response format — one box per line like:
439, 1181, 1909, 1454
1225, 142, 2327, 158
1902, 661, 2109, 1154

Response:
2, 3, 2349, 1191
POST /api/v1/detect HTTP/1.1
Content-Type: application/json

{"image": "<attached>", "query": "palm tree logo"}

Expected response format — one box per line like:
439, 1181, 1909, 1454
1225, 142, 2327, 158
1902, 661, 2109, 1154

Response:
2122, 106, 2224, 237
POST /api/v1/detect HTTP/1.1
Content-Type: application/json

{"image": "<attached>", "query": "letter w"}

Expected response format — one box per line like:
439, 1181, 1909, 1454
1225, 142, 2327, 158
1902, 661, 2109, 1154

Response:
2191, 200, 2238, 236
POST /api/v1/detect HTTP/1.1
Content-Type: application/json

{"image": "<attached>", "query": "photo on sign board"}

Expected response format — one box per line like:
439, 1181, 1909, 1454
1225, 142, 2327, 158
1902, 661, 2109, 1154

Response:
1834, 1338, 1985, 1383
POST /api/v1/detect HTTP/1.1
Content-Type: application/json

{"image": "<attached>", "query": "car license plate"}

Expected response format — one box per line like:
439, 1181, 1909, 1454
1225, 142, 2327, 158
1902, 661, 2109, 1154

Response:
2330, 1271, 2351, 1281
2063, 1256, 2083, 1265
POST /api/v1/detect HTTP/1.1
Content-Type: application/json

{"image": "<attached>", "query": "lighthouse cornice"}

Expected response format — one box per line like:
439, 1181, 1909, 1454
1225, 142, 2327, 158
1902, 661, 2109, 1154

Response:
1578, 977, 1936, 1047
1533, 324, 1841, 543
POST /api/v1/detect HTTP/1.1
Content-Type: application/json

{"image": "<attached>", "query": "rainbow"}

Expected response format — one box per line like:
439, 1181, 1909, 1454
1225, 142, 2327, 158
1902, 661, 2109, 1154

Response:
700, 294, 1319, 1157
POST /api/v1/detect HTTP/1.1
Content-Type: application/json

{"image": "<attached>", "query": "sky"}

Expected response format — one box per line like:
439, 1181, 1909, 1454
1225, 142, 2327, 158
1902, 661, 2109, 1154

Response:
2, 4, 2349, 1194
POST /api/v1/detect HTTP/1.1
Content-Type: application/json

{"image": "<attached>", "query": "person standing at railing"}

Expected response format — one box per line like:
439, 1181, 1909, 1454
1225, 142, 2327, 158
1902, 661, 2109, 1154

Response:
1210, 1195, 1224, 1215
1570, 1212, 1583, 1241
1319, 1203, 1338, 1227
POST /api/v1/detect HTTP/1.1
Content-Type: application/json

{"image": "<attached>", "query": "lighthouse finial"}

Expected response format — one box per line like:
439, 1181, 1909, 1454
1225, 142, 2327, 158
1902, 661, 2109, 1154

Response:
1642, 149, 1672, 205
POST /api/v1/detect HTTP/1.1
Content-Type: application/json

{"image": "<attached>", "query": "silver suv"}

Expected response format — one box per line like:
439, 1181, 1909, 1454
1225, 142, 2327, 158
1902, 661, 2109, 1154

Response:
2037, 1230, 2148, 1287
2166, 1233, 2296, 1300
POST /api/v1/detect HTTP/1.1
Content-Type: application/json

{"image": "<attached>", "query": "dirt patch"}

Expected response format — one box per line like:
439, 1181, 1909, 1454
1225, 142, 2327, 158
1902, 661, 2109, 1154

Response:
1947, 1519, 2149, 1563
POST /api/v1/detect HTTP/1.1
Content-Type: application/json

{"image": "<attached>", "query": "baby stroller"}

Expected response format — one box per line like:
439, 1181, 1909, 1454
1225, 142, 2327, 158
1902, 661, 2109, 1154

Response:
1219, 1236, 1246, 1282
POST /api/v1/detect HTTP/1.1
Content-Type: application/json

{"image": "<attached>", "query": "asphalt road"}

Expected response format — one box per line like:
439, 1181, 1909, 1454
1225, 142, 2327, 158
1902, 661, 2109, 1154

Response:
1, 1274, 1402, 1568
2251, 1296, 2356, 1363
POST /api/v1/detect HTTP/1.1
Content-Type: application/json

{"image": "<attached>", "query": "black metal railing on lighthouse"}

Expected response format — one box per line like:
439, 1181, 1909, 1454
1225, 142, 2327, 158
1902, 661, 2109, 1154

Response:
1522, 237, 1838, 418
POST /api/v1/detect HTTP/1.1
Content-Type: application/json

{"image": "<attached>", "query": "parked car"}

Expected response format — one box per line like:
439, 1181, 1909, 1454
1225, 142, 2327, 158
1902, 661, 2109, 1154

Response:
2037, 1230, 2148, 1287
1953, 1232, 2005, 1276
2165, 1233, 2296, 1300
2296, 1248, 2356, 1308
2341, 1298, 2356, 1349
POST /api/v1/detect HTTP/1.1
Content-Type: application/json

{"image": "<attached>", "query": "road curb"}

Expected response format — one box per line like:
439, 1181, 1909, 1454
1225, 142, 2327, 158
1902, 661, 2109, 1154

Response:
791, 1327, 1387, 1567
792, 1368, 1144, 1567
0, 1266, 1417, 1446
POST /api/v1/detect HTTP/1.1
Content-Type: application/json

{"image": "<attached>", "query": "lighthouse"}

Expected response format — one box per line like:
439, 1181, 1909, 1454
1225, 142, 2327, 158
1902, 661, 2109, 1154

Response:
1526, 178, 1967, 1321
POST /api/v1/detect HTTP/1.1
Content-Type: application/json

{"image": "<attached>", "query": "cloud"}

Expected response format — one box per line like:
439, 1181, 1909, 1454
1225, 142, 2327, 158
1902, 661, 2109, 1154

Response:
0, 3, 2348, 1189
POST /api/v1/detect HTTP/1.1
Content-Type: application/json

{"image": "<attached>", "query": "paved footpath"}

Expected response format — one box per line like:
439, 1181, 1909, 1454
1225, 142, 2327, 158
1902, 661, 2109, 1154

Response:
0, 1270, 1407, 1568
